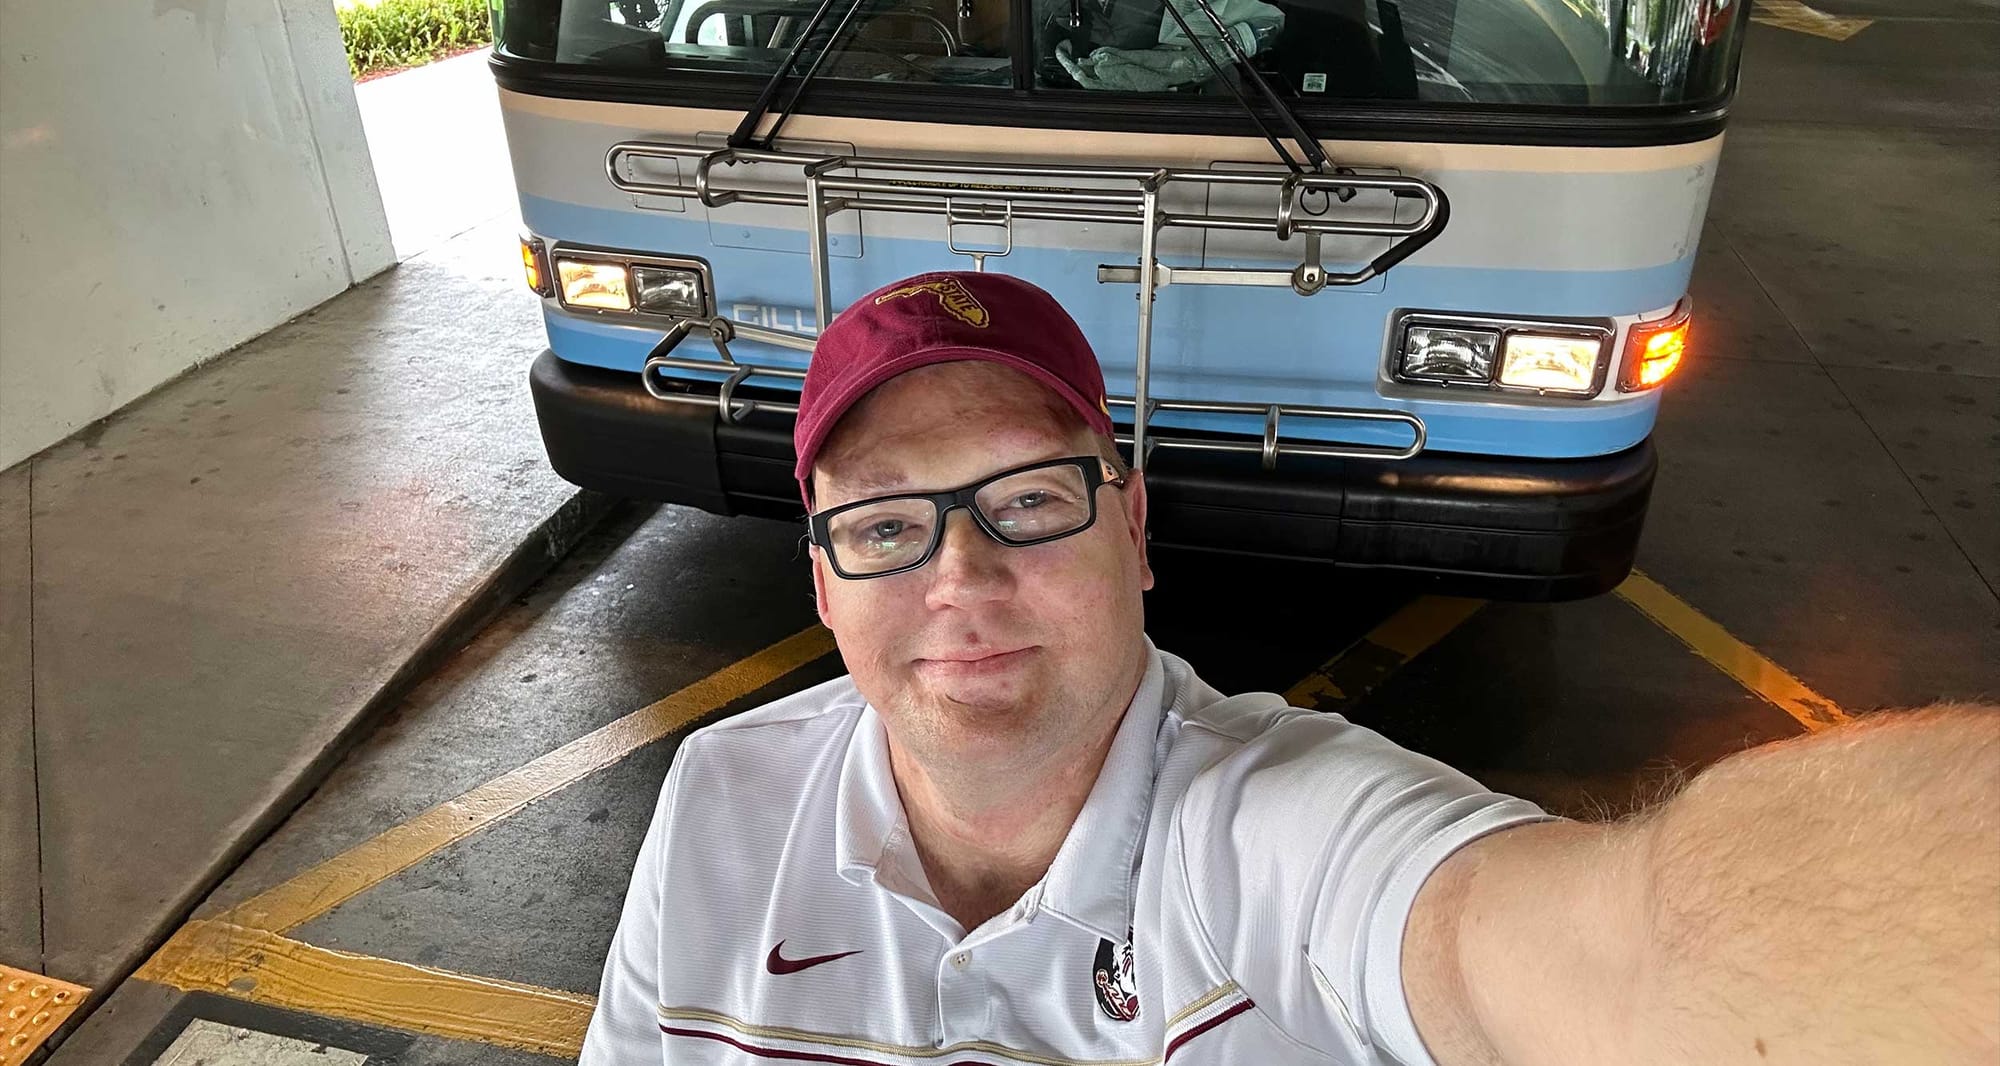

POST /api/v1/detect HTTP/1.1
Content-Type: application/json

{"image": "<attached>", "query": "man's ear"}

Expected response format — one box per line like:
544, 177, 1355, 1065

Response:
1121, 470, 1155, 592
809, 544, 834, 628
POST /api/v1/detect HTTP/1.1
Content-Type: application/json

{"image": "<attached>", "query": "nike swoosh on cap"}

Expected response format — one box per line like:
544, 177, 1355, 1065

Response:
765, 940, 863, 975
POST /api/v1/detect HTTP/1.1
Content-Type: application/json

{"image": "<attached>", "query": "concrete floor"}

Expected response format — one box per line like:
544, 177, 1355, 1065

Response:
29, 4, 2000, 1062
0, 218, 603, 1006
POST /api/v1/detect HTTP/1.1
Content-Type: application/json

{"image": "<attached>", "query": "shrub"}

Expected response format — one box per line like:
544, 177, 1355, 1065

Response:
339, 0, 495, 79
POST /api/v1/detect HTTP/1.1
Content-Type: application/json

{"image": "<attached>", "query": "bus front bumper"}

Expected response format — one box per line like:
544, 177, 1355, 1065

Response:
530, 351, 1655, 601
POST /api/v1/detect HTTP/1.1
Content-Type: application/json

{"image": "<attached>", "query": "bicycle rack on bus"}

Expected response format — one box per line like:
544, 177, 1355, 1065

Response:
605, 141, 1449, 470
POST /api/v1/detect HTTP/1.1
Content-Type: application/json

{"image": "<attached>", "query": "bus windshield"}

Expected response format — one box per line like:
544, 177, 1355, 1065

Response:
495, 0, 1744, 108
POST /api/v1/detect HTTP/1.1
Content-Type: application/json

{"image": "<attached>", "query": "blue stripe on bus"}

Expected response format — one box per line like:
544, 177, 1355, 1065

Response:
543, 311, 1661, 459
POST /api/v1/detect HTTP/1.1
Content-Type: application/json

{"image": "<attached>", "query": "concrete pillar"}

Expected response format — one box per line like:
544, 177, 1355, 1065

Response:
0, 0, 398, 469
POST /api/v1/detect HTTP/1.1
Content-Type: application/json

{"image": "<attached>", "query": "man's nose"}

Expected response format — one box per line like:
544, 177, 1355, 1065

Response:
923, 508, 1015, 608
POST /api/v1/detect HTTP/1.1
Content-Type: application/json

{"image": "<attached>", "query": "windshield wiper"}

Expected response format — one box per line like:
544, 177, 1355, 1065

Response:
1156, 0, 1331, 174
727, 0, 874, 149
738, 0, 1337, 177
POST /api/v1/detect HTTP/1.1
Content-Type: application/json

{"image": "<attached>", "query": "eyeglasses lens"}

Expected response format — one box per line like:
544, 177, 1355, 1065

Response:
974, 464, 1094, 542
825, 463, 1095, 576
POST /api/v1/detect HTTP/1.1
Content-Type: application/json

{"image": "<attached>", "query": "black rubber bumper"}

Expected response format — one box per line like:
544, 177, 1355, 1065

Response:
530, 351, 1656, 600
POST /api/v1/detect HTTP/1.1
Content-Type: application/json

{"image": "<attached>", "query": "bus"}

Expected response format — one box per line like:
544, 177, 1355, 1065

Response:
493, 0, 1745, 599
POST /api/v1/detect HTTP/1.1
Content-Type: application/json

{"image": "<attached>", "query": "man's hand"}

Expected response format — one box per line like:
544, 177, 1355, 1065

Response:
1403, 704, 2000, 1066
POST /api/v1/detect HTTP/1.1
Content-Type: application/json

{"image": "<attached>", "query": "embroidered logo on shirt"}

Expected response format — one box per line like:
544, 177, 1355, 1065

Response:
765, 940, 863, 975
1092, 934, 1140, 1021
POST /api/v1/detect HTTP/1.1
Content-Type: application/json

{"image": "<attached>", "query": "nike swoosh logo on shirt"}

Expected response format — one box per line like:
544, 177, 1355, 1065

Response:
765, 940, 862, 975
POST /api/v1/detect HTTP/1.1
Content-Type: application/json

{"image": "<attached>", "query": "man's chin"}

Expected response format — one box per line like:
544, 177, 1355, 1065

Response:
924, 677, 1034, 716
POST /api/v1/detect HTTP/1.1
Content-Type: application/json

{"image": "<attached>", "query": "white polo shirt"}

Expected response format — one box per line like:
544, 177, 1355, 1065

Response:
582, 642, 1549, 1065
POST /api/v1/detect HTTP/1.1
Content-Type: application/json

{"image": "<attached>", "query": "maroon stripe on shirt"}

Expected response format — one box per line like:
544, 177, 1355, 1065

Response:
660, 1024, 987, 1066
1161, 998, 1255, 1062
662, 1003, 1255, 1066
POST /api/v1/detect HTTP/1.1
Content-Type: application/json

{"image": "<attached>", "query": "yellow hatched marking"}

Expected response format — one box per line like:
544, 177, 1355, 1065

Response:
1615, 570, 1852, 732
1752, 0, 1874, 41
219, 624, 838, 933
137, 920, 592, 1058
1284, 596, 1486, 711
1, 964, 89, 1066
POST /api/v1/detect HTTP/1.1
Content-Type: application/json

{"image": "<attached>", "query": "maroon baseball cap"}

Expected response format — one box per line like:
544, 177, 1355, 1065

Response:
793, 271, 1115, 501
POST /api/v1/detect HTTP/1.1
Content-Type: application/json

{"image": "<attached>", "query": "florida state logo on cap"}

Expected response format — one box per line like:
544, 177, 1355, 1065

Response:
1092, 934, 1139, 1022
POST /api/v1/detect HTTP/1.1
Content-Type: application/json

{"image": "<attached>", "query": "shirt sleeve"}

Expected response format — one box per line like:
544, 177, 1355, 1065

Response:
1177, 709, 1551, 1065
1335, 782, 1548, 1065
578, 750, 690, 1066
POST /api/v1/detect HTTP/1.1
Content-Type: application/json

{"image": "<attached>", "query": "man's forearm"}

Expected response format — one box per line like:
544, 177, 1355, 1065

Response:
1633, 704, 1999, 1064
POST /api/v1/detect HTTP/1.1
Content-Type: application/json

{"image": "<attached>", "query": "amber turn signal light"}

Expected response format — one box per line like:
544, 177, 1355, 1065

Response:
520, 235, 552, 298
1620, 300, 1691, 391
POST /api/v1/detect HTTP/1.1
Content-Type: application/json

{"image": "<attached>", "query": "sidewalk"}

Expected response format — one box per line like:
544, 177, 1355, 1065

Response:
355, 50, 520, 261
0, 214, 601, 1021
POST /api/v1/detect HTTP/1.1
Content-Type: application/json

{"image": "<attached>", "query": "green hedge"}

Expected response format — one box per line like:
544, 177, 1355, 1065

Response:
339, 0, 494, 78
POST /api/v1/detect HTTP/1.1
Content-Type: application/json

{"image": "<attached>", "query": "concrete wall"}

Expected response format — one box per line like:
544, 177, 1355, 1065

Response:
0, 0, 396, 470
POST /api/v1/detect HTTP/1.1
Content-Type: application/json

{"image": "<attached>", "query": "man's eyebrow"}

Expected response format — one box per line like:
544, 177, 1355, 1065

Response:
827, 437, 1089, 499
841, 470, 918, 496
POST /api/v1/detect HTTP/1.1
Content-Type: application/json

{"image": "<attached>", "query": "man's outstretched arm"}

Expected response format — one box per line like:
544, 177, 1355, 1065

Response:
1403, 704, 2000, 1066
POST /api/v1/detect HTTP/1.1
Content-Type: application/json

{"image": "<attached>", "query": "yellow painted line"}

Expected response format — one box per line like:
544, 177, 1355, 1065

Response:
1752, 0, 1873, 41
1615, 570, 1852, 732
1, 964, 89, 1066
136, 920, 592, 1058
1284, 596, 1486, 711
220, 624, 838, 933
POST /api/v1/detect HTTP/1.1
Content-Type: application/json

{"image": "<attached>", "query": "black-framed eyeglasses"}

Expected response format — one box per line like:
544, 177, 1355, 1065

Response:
807, 455, 1128, 580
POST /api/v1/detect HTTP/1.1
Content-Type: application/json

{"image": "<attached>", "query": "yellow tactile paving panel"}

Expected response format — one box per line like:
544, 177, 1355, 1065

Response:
1, 964, 89, 1066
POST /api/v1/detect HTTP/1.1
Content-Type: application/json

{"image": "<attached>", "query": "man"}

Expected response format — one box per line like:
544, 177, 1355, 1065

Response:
582, 271, 1997, 1065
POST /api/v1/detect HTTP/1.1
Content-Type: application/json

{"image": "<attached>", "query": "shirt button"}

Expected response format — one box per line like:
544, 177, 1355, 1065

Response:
950, 952, 970, 970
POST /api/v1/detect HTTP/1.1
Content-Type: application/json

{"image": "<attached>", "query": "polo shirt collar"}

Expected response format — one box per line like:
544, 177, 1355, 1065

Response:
832, 643, 1170, 945
1037, 643, 1168, 942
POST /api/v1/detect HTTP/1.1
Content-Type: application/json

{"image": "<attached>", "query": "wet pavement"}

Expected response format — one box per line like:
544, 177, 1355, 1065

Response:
36, 5, 2000, 1063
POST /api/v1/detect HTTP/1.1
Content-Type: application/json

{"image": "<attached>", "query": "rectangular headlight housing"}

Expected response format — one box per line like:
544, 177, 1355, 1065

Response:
631, 265, 707, 317
1393, 312, 1612, 398
1498, 332, 1607, 395
555, 258, 632, 312
547, 248, 712, 319
1399, 324, 1498, 383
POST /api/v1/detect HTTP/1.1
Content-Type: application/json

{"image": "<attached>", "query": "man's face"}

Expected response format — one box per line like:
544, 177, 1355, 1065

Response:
809, 361, 1154, 774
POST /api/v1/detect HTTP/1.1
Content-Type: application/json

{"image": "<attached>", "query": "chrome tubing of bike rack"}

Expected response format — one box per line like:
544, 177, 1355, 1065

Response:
636, 332, 1427, 464
1132, 179, 1162, 472
603, 142, 1444, 244
805, 171, 832, 331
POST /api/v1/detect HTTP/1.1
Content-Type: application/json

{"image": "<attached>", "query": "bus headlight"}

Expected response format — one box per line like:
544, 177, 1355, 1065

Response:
1498, 333, 1605, 395
631, 265, 707, 317
1399, 324, 1498, 383
546, 248, 713, 319
555, 259, 632, 312
1394, 312, 1611, 396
